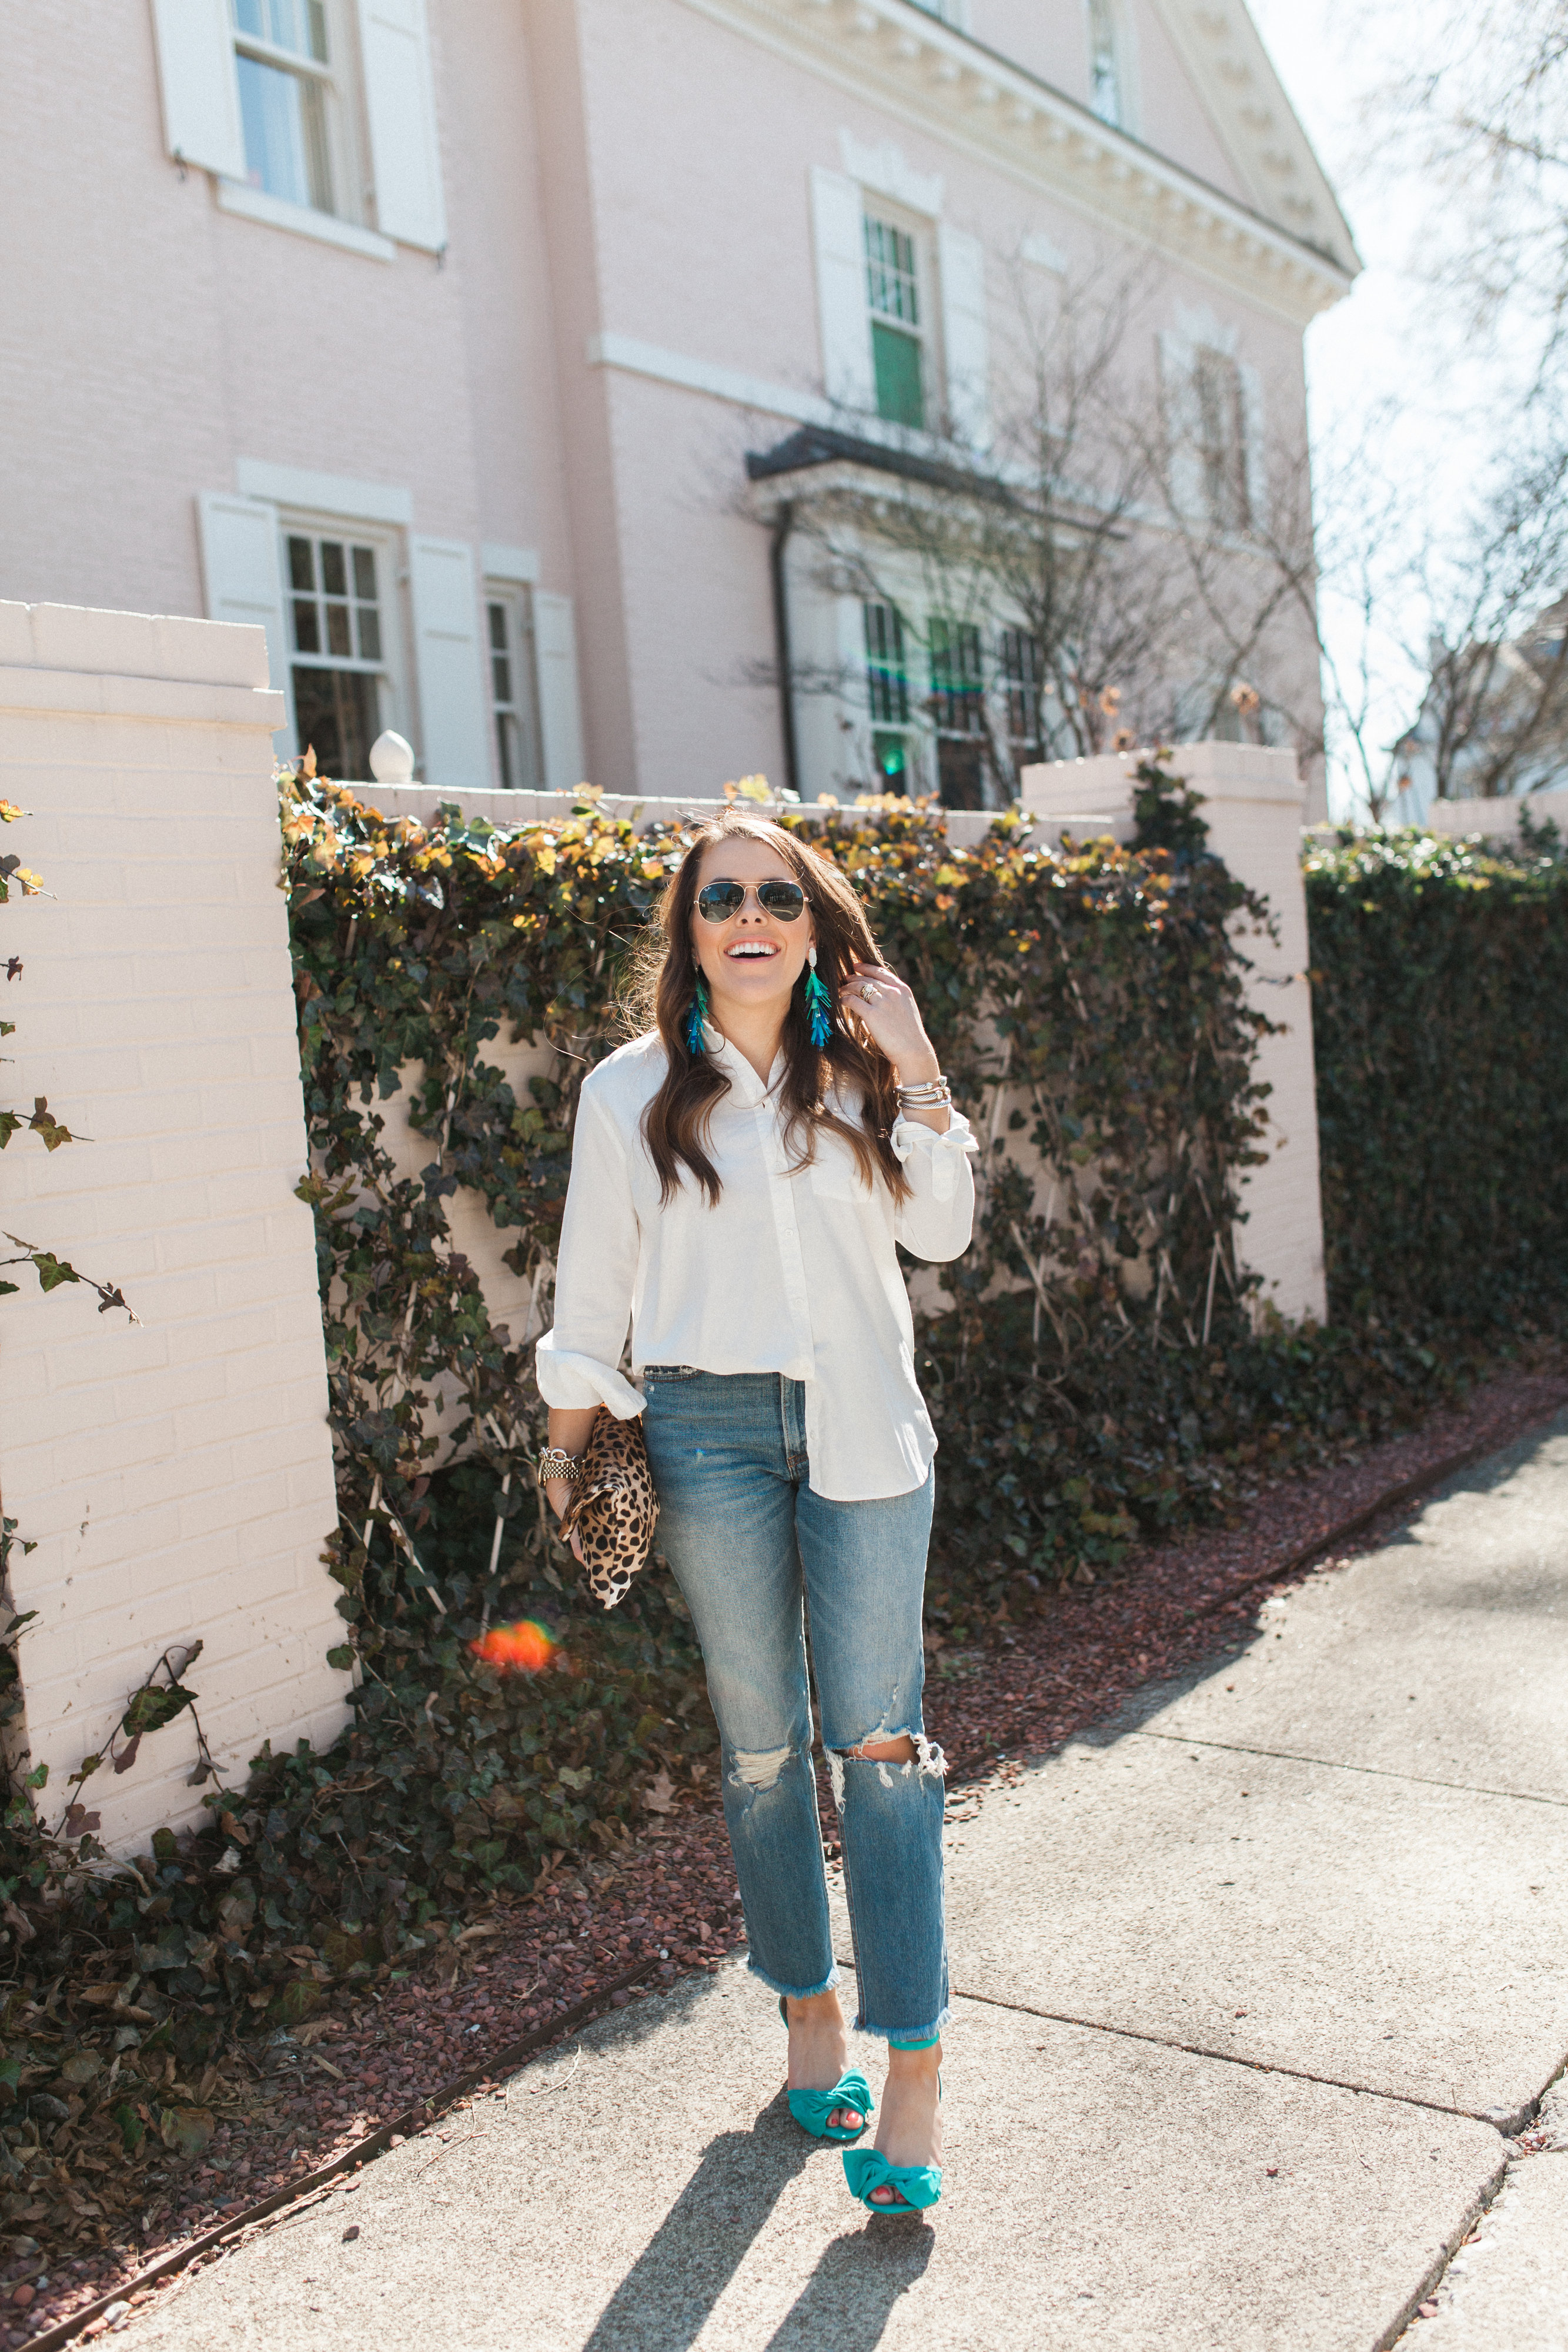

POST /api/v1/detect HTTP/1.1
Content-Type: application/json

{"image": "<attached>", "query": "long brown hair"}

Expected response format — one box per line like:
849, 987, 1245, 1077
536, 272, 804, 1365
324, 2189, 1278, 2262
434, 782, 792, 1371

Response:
624, 811, 910, 1207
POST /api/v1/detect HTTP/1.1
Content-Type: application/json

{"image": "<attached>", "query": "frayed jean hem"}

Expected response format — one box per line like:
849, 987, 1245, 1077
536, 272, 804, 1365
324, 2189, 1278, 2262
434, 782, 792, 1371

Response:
854, 2000, 952, 2047
745, 1952, 841, 2003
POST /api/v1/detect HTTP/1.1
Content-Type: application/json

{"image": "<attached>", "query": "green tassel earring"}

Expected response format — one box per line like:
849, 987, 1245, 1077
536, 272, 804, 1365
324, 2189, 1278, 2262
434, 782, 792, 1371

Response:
804, 945, 833, 1049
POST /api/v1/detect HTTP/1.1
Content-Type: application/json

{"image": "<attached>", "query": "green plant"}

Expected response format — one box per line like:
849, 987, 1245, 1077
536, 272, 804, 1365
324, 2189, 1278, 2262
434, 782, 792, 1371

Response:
1305, 823, 1568, 1333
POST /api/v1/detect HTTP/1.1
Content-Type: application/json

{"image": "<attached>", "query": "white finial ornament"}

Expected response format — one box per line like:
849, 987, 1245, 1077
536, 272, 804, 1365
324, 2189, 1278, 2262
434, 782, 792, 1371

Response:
368, 730, 415, 784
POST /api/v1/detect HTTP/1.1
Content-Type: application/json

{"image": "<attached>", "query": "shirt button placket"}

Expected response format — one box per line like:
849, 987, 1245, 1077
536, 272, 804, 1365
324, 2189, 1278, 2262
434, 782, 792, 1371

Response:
760, 1098, 814, 1381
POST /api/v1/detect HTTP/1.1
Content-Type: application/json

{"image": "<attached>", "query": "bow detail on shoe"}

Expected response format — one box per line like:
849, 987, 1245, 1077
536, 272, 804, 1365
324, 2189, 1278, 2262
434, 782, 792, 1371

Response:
842, 2145, 943, 2212
786, 2072, 872, 2141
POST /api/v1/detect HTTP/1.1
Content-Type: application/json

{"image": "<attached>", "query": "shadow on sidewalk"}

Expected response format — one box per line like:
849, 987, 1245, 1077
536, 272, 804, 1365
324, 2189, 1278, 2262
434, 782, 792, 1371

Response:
580, 2088, 933, 2352
580, 2091, 808, 2351
758, 2223, 935, 2350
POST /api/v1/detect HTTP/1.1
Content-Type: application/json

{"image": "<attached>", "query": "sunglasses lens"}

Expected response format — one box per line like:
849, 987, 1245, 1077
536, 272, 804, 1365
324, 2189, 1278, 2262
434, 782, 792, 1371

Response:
757, 883, 806, 920
697, 883, 746, 922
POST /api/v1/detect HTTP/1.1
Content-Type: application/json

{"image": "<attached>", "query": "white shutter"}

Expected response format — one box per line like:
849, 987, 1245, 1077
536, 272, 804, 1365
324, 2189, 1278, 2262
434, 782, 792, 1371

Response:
534, 593, 584, 794
149, 0, 246, 180
1238, 360, 1268, 534
408, 537, 490, 788
1158, 330, 1205, 522
356, 0, 447, 252
938, 222, 989, 449
196, 494, 291, 747
810, 166, 875, 413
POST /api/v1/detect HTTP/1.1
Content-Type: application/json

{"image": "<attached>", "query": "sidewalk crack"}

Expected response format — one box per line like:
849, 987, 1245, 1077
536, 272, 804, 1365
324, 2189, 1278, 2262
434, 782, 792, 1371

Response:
925, 1975, 1529, 2130
1135, 1730, 1568, 1810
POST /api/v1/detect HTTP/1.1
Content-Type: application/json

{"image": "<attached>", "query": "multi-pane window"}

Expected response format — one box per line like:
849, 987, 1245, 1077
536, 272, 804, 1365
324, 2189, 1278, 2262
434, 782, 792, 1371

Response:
1193, 349, 1251, 532
997, 627, 1046, 761
928, 619, 988, 809
928, 619, 985, 735
287, 532, 385, 779
232, 0, 336, 214
865, 216, 925, 431
486, 589, 544, 792
865, 602, 911, 724
1088, 0, 1123, 128
864, 602, 912, 794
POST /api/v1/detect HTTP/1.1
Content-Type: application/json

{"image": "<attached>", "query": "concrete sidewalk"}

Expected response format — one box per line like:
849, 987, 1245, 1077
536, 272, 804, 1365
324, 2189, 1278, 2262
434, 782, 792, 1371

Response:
118, 1414, 1568, 2351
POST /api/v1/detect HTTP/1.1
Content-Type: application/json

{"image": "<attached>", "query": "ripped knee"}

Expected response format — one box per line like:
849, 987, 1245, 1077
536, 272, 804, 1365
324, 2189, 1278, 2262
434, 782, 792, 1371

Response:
728, 1742, 792, 1793
830, 1729, 948, 1789
852, 1733, 917, 1765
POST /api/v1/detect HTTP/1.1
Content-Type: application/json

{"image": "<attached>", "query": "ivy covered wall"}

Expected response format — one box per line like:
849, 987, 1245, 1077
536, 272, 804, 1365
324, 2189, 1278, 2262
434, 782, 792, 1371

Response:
1306, 823, 1568, 1336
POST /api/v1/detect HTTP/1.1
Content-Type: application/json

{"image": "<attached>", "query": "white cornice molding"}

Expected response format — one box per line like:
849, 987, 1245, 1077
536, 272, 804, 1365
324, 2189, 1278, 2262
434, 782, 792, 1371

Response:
1147, 0, 1359, 276
673, 0, 1355, 323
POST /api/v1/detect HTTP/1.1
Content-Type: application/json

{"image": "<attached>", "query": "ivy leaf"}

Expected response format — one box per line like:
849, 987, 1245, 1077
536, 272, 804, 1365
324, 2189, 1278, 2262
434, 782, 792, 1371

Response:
28, 1251, 81, 1292
27, 1098, 76, 1151
121, 1682, 198, 1742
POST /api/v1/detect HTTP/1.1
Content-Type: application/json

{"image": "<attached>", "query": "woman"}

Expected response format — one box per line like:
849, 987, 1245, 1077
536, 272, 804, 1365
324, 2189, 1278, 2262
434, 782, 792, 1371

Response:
535, 810, 975, 2214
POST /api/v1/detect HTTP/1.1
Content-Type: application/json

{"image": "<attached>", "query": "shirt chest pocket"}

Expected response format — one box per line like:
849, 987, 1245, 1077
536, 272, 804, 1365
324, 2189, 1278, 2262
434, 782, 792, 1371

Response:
807, 1135, 865, 1205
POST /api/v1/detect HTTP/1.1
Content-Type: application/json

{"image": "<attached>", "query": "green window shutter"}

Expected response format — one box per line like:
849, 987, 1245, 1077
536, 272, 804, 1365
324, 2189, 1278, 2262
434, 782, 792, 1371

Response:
872, 323, 925, 429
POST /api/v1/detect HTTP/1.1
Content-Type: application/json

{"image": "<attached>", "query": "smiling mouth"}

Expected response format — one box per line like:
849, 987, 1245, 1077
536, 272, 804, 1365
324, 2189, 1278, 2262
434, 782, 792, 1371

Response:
724, 941, 780, 960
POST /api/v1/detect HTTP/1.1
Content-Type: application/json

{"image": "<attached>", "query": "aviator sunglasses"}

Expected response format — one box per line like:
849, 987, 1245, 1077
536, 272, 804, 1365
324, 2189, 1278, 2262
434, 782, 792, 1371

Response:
696, 879, 808, 923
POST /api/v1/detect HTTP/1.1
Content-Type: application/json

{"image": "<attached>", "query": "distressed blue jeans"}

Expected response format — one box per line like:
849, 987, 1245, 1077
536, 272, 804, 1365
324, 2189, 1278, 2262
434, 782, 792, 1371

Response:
641, 1368, 949, 2045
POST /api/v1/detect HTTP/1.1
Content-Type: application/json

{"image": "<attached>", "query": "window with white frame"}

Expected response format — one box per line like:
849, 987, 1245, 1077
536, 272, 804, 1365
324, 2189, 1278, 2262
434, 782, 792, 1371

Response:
928, 617, 988, 808
997, 627, 1047, 764
1193, 348, 1252, 533
484, 585, 544, 792
1088, 0, 1124, 128
231, 0, 355, 218
151, 1, 447, 253
286, 526, 397, 778
864, 600, 914, 793
864, 213, 928, 431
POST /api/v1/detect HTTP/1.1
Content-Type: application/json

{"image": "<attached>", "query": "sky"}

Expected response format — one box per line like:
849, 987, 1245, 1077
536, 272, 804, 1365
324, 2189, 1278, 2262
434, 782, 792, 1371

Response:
1242, 0, 1503, 814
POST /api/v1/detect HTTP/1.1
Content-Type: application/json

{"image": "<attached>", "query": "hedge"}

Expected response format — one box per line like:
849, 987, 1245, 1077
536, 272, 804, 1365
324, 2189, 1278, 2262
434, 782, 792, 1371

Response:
1305, 819, 1568, 1335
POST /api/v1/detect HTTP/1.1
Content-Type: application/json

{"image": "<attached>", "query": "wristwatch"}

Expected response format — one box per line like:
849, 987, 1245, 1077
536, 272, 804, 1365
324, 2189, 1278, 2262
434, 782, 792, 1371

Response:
536, 1448, 586, 1486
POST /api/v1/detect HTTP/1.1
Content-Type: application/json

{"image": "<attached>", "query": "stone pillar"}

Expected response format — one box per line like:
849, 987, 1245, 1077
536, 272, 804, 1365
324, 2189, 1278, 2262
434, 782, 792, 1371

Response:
0, 602, 350, 1855
1019, 742, 1327, 1326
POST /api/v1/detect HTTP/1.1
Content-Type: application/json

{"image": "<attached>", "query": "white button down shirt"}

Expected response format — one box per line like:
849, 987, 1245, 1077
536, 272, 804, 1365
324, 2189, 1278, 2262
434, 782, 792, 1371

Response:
535, 1025, 978, 1501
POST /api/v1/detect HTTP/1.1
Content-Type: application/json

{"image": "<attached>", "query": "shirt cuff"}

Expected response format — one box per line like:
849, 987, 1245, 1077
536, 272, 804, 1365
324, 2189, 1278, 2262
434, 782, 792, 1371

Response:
890, 1110, 979, 1202
534, 1332, 646, 1419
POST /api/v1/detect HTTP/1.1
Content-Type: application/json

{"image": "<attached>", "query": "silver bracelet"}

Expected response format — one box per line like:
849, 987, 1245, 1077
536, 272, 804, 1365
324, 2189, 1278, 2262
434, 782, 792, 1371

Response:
537, 1448, 586, 1486
896, 1074, 952, 1107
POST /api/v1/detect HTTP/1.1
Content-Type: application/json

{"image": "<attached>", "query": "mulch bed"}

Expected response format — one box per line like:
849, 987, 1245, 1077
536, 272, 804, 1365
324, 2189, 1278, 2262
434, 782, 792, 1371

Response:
10, 1354, 1565, 2345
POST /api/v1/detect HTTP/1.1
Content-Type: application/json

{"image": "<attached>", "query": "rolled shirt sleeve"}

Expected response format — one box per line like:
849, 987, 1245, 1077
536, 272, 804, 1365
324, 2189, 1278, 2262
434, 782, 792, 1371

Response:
891, 1110, 979, 1262
534, 1076, 646, 1419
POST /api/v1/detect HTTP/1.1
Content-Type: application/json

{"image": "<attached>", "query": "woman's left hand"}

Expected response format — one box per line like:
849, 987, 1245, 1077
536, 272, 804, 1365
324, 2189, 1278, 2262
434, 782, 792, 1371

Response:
842, 961, 940, 1084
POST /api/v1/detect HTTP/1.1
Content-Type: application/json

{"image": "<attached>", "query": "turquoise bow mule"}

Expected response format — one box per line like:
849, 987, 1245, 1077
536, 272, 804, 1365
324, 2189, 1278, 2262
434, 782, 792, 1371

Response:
841, 2144, 943, 2213
779, 1996, 873, 2142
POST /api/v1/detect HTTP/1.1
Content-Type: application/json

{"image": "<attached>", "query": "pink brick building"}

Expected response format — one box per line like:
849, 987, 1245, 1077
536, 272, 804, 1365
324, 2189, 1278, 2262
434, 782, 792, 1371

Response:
2, 0, 1355, 807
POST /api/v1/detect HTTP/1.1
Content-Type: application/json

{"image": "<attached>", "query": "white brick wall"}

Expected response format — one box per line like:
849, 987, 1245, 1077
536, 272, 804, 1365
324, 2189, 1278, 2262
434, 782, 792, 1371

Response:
0, 603, 349, 1857
1021, 743, 1328, 1325
1425, 786, 1568, 840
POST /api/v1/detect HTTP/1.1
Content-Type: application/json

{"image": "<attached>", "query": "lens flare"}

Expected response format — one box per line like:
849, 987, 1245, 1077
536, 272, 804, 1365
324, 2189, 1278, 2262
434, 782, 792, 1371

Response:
470, 1618, 559, 1673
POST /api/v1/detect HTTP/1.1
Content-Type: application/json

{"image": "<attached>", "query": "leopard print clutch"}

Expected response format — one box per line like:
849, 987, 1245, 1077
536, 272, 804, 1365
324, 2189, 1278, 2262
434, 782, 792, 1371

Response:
557, 1406, 659, 1610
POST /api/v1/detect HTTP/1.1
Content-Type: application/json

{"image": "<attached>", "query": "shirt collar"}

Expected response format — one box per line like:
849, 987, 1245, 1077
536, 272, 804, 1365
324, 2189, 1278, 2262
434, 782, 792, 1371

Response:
703, 1024, 785, 1102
